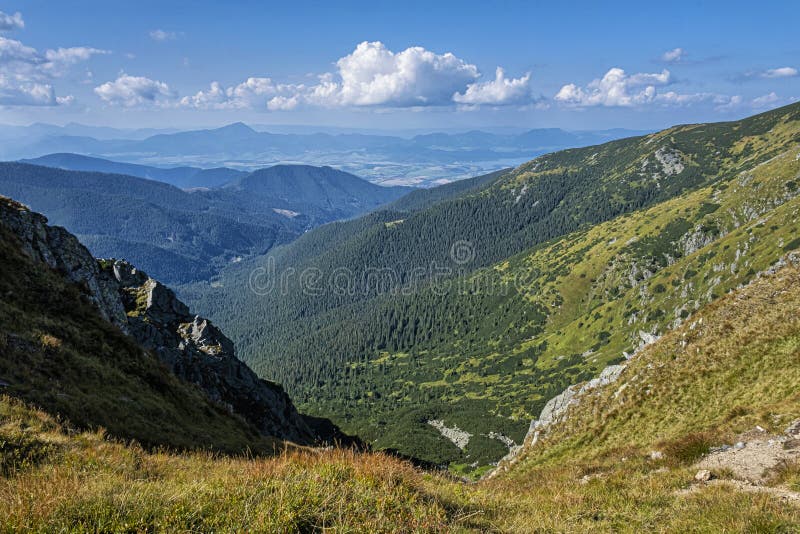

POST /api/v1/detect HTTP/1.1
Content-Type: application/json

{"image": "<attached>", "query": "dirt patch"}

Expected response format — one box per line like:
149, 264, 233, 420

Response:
679, 421, 800, 503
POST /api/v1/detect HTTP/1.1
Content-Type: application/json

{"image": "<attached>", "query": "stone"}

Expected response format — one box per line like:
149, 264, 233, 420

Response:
785, 420, 800, 436
649, 450, 665, 461
695, 469, 713, 482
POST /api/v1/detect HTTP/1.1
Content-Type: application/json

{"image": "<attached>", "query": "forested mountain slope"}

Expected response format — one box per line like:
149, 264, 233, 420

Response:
4, 259, 800, 532
182, 102, 800, 474
22, 153, 245, 189
0, 163, 409, 284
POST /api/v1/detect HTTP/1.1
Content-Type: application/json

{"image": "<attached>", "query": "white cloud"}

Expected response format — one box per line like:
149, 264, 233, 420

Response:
661, 48, 685, 63
42, 47, 109, 75
0, 11, 23, 31
762, 67, 798, 79
179, 41, 533, 111
655, 91, 741, 110
0, 36, 39, 63
715, 95, 743, 112
0, 36, 105, 106
149, 29, 178, 42
0, 75, 58, 106
306, 41, 480, 107
267, 95, 299, 111
180, 77, 301, 109
453, 67, 532, 105
94, 74, 174, 107
555, 68, 671, 107
749, 92, 796, 110
752, 92, 779, 107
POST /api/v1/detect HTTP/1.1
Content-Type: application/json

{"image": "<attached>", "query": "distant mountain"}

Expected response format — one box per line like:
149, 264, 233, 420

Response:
0, 162, 409, 283
224, 165, 412, 217
22, 153, 245, 189
0, 123, 647, 186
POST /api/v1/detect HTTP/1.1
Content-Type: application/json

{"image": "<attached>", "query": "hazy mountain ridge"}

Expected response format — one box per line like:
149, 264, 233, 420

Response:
21, 153, 246, 189
0, 162, 409, 284
1, 122, 647, 186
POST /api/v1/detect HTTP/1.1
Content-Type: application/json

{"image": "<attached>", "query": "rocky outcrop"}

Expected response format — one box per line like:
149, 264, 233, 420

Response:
0, 196, 315, 445
106, 259, 315, 444
487, 363, 627, 478
0, 197, 127, 330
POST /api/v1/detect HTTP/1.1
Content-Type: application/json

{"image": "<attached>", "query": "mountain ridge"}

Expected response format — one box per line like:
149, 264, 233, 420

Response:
0, 162, 410, 284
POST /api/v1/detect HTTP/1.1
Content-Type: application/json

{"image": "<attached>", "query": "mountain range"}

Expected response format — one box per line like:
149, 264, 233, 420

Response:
0, 162, 410, 283
1, 122, 647, 186
179, 101, 800, 475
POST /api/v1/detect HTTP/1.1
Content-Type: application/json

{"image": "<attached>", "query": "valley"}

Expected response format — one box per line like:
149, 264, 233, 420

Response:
3, 3, 799, 531
178, 102, 800, 476
2, 85, 800, 534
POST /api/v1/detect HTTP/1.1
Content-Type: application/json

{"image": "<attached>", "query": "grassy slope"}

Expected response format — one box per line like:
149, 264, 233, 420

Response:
4, 262, 800, 532
0, 211, 281, 454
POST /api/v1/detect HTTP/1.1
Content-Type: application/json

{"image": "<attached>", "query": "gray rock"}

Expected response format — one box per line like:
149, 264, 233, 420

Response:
695, 469, 713, 482
0, 198, 128, 331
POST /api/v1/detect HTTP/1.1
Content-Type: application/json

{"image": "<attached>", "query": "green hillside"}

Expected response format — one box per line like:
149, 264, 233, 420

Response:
3, 261, 800, 532
182, 102, 800, 474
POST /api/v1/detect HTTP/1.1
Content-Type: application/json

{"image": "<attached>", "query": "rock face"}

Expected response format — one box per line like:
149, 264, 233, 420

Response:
0, 196, 315, 445
0, 197, 127, 330
526, 364, 627, 446
487, 363, 627, 478
107, 259, 315, 444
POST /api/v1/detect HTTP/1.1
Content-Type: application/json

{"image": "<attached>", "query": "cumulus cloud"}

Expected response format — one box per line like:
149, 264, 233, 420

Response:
654, 91, 742, 111
42, 46, 109, 75
0, 36, 106, 106
180, 77, 303, 109
761, 67, 798, 79
0, 10, 23, 31
752, 92, 780, 107
149, 29, 178, 42
453, 67, 532, 105
0, 75, 56, 106
555, 68, 671, 107
177, 41, 533, 111
267, 95, 299, 111
94, 74, 174, 107
661, 48, 685, 63
305, 41, 480, 107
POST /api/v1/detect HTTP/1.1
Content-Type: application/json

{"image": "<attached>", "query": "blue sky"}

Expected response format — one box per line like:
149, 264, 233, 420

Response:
0, 0, 798, 131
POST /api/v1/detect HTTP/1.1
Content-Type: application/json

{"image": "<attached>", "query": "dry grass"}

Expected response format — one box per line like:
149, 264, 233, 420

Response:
0, 399, 459, 532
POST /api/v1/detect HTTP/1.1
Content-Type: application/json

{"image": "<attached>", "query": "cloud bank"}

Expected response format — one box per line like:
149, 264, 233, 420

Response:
167, 41, 535, 111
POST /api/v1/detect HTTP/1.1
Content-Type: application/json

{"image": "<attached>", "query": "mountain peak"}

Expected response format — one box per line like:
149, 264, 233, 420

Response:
214, 122, 256, 135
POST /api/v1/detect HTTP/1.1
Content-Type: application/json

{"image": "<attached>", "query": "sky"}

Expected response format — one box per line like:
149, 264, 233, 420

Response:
0, 0, 798, 132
